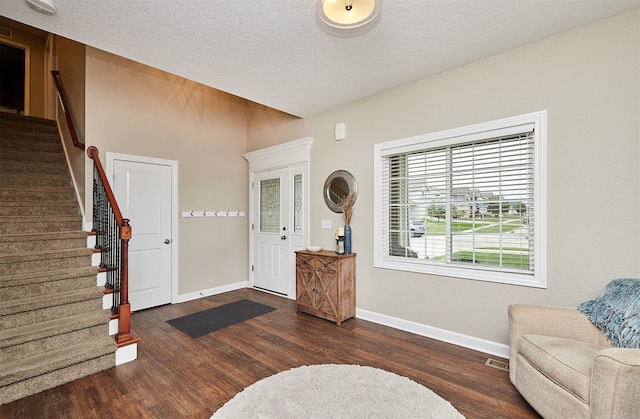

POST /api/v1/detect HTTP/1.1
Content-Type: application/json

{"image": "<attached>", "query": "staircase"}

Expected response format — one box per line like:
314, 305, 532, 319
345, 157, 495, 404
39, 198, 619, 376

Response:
0, 113, 116, 405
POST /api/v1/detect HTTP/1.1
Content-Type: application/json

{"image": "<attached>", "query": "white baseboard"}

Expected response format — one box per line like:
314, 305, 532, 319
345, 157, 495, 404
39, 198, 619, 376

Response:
176, 281, 248, 303
355, 308, 509, 359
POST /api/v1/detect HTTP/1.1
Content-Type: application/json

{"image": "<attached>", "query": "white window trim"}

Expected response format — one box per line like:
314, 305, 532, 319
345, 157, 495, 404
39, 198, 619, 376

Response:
374, 111, 547, 288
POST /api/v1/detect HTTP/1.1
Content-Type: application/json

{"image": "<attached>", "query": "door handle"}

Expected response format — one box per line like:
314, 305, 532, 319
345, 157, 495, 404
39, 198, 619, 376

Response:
281, 235, 287, 240
164, 239, 171, 244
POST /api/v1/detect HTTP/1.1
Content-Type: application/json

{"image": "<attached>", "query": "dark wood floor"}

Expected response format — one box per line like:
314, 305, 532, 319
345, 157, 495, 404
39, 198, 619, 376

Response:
1, 288, 539, 418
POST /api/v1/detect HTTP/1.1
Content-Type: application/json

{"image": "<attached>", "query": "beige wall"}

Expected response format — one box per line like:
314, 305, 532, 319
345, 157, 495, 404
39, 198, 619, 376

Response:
249, 10, 640, 345
56, 36, 87, 211
84, 47, 251, 295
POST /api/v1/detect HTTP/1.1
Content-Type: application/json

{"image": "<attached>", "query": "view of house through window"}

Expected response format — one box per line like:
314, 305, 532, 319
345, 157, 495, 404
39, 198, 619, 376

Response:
375, 111, 547, 287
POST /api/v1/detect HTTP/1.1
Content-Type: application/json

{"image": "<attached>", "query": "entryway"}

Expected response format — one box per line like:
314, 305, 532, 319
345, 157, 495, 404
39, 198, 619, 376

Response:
0, 40, 29, 115
243, 137, 313, 299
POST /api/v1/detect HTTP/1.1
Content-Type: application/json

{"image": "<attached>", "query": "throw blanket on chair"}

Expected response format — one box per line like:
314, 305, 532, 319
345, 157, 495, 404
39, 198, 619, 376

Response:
578, 278, 640, 348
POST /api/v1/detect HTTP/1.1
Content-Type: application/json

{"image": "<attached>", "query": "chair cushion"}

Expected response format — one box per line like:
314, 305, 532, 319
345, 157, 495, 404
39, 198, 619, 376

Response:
519, 334, 600, 403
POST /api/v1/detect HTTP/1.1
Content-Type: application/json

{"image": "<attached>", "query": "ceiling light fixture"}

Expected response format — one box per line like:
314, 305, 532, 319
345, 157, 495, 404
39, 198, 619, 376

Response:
316, 0, 381, 29
25, 0, 57, 14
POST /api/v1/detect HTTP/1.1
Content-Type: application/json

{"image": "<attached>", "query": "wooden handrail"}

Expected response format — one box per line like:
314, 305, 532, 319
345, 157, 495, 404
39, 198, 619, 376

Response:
87, 146, 138, 346
87, 146, 124, 223
51, 70, 84, 150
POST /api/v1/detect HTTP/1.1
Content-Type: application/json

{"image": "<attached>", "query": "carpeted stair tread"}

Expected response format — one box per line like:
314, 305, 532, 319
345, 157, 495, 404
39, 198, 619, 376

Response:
0, 202, 80, 217
0, 247, 93, 275
0, 265, 97, 289
0, 324, 109, 365
0, 133, 63, 146
0, 266, 99, 302
0, 112, 57, 127
0, 335, 116, 387
0, 129, 60, 142
0, 309, 109, 351
0, 216, 82, 235
0, 186, 76, 201
0, 149, 67, 165
0, 159, 70, 176
0, 139, 65, 156
0, 286, 104, 317
0, 298, 103, 330
0, 352, 115, 406
0, 230, 89, 254
0, 172, 71, 188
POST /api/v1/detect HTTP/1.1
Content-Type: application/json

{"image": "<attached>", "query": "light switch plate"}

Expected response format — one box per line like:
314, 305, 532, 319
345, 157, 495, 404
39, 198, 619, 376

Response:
321, 219, 332, 229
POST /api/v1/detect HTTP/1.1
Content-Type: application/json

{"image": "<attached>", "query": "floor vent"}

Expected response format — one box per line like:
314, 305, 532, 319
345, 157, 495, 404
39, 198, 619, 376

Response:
485, 358, 510, 372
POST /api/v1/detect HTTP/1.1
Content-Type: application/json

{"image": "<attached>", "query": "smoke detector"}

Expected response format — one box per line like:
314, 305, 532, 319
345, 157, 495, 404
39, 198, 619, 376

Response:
25, 0, 57, 15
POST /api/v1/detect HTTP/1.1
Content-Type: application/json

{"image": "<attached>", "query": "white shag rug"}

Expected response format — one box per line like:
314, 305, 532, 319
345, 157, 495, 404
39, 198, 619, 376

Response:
212, 364, 464, 418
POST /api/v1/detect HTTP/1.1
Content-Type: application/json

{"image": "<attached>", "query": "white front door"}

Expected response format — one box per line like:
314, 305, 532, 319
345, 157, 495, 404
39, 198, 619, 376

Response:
253, 168, 290, 295
111, 157, 173, 311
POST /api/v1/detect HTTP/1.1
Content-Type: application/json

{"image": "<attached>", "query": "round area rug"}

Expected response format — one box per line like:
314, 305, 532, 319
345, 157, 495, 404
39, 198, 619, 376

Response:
212, 364, 464, 418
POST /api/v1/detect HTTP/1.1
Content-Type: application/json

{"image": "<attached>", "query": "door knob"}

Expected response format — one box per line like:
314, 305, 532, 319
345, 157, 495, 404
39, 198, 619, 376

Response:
281, 235, 287, 240
164, 239, 171, 244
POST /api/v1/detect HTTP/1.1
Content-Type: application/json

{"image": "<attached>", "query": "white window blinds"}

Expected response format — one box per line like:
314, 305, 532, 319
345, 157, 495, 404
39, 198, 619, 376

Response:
375, 111, 546, 287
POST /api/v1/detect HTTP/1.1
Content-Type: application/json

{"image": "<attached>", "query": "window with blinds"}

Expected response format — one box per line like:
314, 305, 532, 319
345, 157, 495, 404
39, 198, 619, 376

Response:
374, 111, 547, 288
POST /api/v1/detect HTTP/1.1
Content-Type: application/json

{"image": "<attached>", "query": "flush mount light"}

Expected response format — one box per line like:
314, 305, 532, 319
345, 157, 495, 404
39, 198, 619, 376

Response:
25, 0, 57, 14
316, 0, 381, 29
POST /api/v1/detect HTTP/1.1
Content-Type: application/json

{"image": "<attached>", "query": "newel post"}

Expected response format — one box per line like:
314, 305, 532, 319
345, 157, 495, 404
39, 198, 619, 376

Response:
116, 219, 134, 346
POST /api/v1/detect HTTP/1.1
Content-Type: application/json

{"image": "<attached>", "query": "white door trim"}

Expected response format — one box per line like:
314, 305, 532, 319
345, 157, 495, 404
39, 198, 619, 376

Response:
106, 152, 179, 305
243, 137, 314, 300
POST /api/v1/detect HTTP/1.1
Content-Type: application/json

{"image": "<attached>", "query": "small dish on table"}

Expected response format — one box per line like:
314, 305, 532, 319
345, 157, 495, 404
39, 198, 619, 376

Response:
306, 246, 323, 252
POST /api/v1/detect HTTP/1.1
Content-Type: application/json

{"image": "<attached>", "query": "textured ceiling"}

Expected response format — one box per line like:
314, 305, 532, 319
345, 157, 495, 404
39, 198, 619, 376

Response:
1, 1, 638, 117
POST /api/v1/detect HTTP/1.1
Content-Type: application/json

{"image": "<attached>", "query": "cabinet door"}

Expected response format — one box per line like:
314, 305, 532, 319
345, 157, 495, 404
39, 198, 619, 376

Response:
296, 263, 316, 310
315, 269, 338, 316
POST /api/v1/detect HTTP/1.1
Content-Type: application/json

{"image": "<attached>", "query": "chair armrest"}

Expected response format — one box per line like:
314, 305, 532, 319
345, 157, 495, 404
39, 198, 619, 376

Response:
590, 348, 640, 418
508, 304, 610, 382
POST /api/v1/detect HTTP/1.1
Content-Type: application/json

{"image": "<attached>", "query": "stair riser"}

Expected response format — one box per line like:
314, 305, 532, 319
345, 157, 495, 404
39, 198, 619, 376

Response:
0, 275, 97, 301
0, 352, 114, 405
0, 324, 108, 364
0, 253, 91, 276
0, 205, 79, 217
0, 299, 102, 330
0, 220, 81, 235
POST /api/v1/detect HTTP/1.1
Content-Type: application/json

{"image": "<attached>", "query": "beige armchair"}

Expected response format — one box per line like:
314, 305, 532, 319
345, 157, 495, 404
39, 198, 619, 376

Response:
508, 304, 640, 418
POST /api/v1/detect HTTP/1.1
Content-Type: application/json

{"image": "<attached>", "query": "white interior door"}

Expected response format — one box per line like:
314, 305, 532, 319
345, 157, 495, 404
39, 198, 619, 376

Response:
112, 158, 173, 311
253, 168, 290, 295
